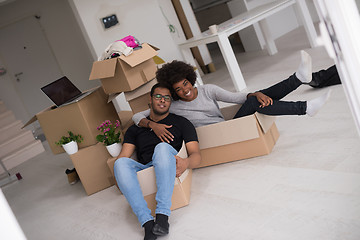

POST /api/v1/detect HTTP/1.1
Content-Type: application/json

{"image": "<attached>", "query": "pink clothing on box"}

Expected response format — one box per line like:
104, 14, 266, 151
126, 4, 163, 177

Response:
117, 35, 139, 48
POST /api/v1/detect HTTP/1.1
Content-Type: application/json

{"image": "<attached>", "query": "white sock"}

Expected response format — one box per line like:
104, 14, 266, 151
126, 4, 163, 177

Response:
306, 90, 332, 117
295, 50, 312, 83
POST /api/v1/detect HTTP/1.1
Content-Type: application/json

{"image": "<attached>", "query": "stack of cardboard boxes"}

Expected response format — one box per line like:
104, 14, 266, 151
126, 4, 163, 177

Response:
23, 43, 161, 196
89, 42, 193, 213
23, 87, 120, 195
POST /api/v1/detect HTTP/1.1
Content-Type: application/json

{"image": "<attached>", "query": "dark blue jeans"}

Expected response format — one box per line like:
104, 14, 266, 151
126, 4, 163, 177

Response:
310, 65, 341, 88
234, 73, 307, 118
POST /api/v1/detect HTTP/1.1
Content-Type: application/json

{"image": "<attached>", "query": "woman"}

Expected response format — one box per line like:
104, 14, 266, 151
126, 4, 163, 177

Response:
133, 51, 331, 142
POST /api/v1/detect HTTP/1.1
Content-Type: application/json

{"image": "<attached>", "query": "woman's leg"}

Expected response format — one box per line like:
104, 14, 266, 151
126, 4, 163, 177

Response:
234, 90, 331, 118
258, 50, 312, 100
234, 96, 306, 118
310, 65, 341, 88
259, 73, 303, 100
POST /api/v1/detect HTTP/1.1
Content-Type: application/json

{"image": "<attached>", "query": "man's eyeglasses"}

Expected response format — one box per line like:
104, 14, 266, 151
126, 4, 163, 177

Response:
152, 94, 171, 102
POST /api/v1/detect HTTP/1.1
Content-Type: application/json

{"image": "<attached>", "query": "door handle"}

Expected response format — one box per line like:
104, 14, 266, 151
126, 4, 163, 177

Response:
14, 72, 23, 82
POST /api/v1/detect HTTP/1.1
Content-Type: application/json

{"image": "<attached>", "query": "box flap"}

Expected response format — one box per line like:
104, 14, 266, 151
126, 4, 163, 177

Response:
124, 78, 157, 101
137, 167, 157, 196
177, 168, 189, 183
176, 142, 188, 159
138, 162, 189, 196
21, 106, 54, 128
89, 58, 118, 80
220, 104, 239, 121
22, 115, 38, 128
107, 92, 121, 103
119, 43, 158, 68
254, 112, 276, 133
147, 43, 160, 51
196, 115, 259, 149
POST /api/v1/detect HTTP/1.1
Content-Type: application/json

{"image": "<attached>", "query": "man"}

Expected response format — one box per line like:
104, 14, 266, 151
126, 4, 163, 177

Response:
113, 83, 201, 240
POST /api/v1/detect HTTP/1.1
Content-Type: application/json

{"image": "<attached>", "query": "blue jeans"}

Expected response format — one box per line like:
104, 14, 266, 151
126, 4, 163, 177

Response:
234, 73, 307, 118
113, 142, 177, 226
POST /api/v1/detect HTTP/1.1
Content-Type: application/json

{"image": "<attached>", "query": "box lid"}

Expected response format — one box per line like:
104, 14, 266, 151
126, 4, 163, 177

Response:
22, 106, 54, 128
137, 142, 188, 195
124, 78, 158, 101
119, 43, 158, 68
220, 104, 276, 133
196, 115, 260, 149
138, 167, 189, 196
89, 58, 118, 80
254, 112, 276, 133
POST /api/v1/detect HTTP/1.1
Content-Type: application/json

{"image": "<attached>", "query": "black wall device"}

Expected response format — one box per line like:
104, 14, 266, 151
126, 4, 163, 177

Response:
102, 14, 118, 29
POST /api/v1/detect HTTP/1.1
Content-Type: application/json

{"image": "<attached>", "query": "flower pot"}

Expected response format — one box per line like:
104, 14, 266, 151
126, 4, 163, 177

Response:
62, 141, 78, 155
106, 142, 122, 157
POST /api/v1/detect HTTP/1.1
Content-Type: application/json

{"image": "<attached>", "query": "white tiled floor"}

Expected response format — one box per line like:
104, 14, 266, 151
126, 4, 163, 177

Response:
2, 26, 360, 240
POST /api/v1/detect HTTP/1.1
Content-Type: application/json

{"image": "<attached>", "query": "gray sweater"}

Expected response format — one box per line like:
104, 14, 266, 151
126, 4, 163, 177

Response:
132, 84, 248, 128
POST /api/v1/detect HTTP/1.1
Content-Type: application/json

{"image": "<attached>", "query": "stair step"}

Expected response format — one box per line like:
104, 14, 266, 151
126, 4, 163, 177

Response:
0, 120, 24, 144
0, 111, 16, 126
0, 131, 36, 158
0, 140, 45, 175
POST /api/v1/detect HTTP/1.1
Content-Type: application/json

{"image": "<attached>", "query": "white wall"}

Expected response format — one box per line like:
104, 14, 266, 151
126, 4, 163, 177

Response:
70, 0, 183, 63
0, 0, 97, 123
69, 0, 186, 111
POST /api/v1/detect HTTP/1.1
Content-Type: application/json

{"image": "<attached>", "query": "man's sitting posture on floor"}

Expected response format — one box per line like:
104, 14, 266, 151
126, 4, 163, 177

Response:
113, 83, 201, 240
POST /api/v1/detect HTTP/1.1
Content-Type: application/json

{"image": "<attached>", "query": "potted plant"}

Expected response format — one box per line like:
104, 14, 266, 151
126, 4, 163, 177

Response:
55, 131, 84, 155
96, 120, 122, 157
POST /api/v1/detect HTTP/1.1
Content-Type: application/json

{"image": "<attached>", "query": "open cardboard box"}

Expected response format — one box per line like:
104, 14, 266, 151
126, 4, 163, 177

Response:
124, 78, 157, 113
195, 104, 279, 168
108, 78, 157, 114
70, 143, 115, 196
107, 143, 191, 215
22, 87, 119, 155
89, 43, 159, 94
117, 111, 134, 135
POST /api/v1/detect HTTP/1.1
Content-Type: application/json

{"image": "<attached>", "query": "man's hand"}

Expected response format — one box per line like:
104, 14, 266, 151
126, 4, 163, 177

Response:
254, 92, 273, 108
149, 121, 174, 143
175, 155, 190, 177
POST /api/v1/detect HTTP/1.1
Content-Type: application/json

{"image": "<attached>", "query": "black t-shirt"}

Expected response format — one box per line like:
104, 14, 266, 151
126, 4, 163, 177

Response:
124, 113, 198, 165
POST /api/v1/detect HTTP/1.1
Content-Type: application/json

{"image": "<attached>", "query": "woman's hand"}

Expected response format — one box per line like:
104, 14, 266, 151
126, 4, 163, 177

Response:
149, 121, 174, 143
254, 92, 273, 108
175, 155, 189, 177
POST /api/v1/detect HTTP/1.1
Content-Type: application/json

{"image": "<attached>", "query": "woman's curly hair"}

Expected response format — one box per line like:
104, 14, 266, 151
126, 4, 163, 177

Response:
156, 60, 197, 100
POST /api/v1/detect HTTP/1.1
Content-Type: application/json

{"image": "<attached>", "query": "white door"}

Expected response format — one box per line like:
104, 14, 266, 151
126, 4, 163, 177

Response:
0, 16, 63, 116
314, 0, 360, 136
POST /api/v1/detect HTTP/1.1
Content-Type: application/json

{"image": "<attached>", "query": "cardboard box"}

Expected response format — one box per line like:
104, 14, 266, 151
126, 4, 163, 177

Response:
124, 78, 157, 113
118, 111, 134, 135
23, 87, 120, 155
195, 105, 279, 168
89, 43, 158, 94
107, 143, 191, 214
70, 143, 115, 195
140, 167, 192, 216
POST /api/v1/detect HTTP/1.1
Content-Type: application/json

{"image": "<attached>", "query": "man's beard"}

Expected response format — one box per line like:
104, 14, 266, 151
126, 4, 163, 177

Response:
151, 103, 169, 116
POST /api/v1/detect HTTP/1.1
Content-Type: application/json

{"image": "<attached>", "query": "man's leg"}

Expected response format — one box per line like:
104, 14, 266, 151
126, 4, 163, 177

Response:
113, 157, 153, 226
151, 142, 177, 236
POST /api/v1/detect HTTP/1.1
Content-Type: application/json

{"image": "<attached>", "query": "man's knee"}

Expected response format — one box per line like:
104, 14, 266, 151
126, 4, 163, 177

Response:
153, 143, 176, 165
114, 157, 131, 174
154, 142, 171, 153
